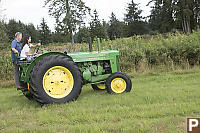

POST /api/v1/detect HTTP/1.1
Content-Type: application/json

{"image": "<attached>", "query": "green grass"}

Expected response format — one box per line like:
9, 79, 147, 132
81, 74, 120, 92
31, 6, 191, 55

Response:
0, 70, 200, 133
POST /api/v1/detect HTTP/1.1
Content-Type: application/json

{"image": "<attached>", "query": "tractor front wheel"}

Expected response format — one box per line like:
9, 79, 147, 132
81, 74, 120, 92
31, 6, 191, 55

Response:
30, 55, 82, 105
91, 84, 106, 91
106, 72, 132, 94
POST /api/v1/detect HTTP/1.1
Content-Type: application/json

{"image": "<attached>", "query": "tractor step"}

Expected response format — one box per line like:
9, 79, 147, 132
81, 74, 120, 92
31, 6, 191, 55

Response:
17, 88, 27, 91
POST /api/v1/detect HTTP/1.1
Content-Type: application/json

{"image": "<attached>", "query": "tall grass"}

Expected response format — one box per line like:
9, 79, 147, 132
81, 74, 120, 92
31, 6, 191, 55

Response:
1, 31, 200, 81
0, 52, 13, 80
101, 32, 200, 72
45, 31, 200, 72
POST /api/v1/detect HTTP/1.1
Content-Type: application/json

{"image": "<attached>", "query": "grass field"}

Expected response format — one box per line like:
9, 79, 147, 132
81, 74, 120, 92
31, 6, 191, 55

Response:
0, 69, 200, 133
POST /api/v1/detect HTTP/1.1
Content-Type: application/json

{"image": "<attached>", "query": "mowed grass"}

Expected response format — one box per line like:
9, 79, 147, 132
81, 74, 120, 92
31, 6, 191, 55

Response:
0, 70, 200, 133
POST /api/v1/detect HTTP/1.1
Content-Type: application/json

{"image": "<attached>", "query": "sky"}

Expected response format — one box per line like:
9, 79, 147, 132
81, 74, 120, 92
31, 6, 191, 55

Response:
0, 0, 151, 30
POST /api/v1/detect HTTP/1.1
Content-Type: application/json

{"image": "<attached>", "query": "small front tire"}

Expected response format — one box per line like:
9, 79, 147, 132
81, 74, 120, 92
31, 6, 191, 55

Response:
106, 72, 132, 94
91, 84, 106, 91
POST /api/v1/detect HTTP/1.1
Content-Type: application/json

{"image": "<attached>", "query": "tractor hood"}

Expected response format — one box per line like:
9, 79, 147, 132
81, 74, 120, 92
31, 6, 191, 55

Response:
68, 50, 120, 63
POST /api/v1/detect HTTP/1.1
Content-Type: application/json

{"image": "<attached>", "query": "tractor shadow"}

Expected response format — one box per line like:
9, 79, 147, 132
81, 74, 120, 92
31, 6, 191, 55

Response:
78, 85, 109, 100
14, 86, 109, 108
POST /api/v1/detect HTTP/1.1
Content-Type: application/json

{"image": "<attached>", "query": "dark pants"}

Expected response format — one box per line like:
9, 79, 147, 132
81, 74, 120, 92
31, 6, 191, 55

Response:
13, 62, 22, 87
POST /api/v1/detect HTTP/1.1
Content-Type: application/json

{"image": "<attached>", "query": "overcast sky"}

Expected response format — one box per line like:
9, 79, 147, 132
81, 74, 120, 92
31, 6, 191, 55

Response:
1, 0, 151, 30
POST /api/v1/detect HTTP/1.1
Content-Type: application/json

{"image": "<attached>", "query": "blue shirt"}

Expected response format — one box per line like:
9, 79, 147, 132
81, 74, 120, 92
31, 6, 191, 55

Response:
11, 39, 22, 63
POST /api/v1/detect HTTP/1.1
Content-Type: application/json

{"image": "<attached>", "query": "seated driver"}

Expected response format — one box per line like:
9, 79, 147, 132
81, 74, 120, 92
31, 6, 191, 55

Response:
20, 35, 41, 61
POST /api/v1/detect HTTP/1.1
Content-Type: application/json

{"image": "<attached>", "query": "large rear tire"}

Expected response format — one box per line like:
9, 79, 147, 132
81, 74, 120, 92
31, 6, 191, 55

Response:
30, 55, 82, 105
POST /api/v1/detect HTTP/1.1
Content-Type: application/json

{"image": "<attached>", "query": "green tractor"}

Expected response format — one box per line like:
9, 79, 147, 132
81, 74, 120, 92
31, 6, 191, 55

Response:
17, 38, 132, 105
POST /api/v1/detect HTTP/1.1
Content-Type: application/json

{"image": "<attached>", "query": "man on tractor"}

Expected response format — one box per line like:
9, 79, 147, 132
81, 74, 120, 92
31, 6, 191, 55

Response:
11, 32, 23, 89
11, 33, 42, 89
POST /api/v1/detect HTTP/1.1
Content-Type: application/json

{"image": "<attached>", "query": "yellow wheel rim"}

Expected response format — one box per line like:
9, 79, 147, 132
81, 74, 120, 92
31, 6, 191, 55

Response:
43, 66, 74, 99
111, 78, 127, 93
97, 84, 106, 90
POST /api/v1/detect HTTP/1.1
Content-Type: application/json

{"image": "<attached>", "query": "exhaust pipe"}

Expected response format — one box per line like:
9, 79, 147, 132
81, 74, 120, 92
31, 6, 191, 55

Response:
89, 37, 92, 52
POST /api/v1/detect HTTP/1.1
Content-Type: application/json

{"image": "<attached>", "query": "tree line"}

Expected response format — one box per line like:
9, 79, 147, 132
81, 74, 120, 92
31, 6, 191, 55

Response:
0, 0, 200, 44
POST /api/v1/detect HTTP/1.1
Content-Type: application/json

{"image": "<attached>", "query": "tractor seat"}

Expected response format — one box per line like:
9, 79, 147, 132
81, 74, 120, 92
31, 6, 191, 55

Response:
16, 56, 35, 64
17, 59, 33, 64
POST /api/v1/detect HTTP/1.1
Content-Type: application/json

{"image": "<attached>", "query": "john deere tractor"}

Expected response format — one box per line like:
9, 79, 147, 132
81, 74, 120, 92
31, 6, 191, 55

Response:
17, 38, 132, 105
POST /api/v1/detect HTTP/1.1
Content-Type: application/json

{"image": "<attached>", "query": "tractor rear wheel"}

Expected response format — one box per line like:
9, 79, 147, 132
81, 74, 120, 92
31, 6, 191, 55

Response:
30, 55, 82, 105
106, 72, 132, 94
91, 84, 106, 91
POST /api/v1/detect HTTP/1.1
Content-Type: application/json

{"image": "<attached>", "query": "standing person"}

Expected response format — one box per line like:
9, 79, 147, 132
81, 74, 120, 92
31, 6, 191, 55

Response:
11, 32, 23, 89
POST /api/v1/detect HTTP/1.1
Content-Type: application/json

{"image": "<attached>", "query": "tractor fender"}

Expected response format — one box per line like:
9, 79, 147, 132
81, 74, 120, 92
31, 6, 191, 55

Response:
24, 52, 72, 82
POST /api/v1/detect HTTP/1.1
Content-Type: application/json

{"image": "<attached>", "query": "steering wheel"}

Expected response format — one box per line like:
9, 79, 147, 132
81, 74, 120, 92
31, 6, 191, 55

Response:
34, 40, 41, 54
35, 46, 40, 53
